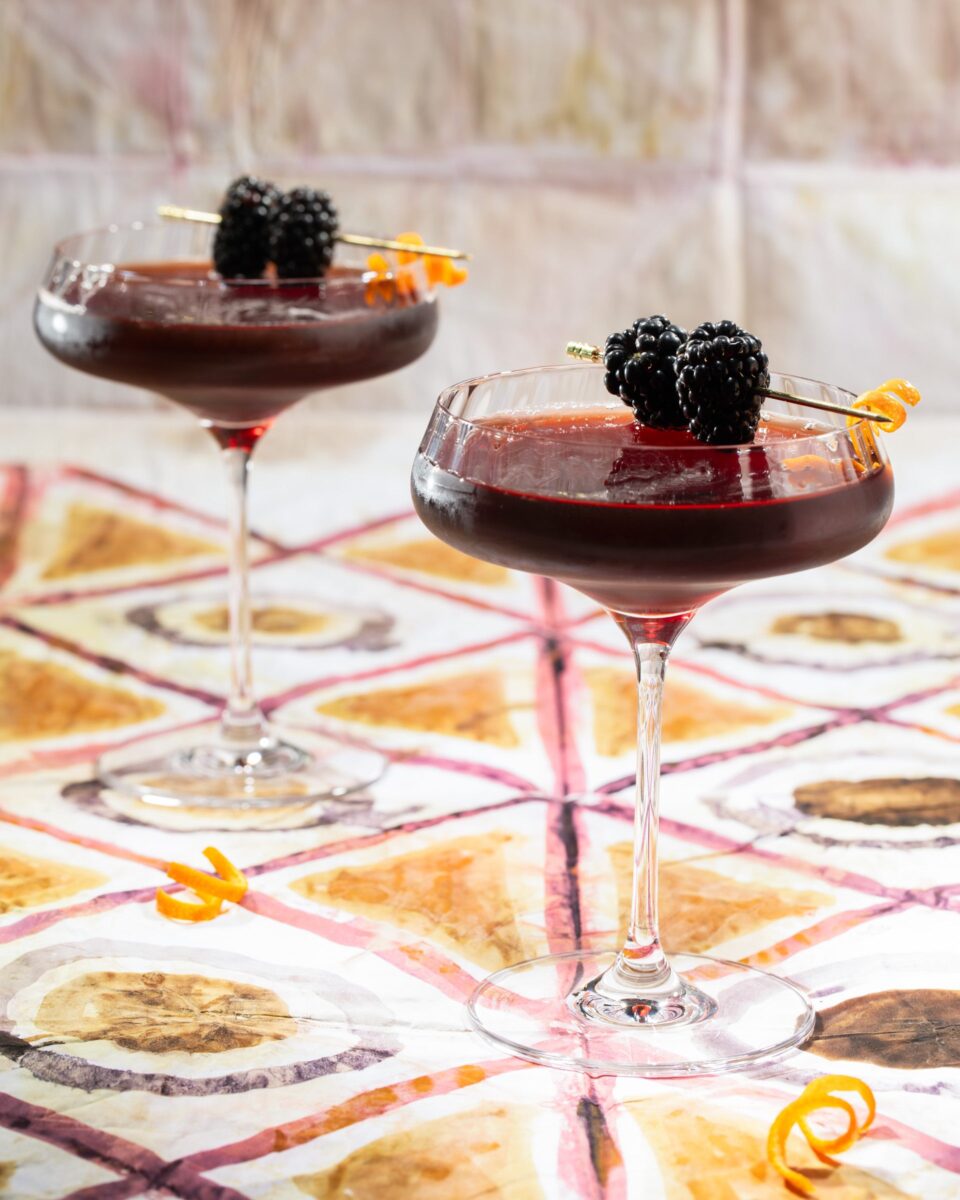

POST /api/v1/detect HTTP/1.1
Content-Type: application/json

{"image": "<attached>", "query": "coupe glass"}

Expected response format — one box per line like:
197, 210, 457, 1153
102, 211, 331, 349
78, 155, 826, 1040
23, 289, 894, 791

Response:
411, 363, 894, 1076
35, 220, 438, 808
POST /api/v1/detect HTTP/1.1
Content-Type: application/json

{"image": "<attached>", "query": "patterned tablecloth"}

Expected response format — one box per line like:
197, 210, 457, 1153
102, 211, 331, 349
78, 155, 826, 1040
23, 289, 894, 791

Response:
0, 410, 958, 1200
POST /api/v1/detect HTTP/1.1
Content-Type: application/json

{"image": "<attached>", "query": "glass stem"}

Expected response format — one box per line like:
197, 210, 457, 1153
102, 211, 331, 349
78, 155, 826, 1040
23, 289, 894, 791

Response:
220, 446, 267, 747
620, 634, 671, 984
575, 612, 703, 1023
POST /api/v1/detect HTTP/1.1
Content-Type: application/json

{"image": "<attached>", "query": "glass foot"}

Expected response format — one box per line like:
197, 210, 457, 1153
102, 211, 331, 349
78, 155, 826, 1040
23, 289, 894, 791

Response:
467, 949, 814, 1077
98, 719, 387, 809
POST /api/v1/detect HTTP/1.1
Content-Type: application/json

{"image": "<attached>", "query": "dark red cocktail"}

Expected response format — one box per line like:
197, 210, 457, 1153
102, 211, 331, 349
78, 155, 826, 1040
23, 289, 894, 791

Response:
411, 361, 895, 1078
36, 260, 437, 432
413, 406, 892, 617
34, 220, 440, 808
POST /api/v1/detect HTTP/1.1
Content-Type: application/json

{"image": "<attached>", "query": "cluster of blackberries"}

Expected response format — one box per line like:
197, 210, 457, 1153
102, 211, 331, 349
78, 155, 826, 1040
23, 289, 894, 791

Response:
212, 176, 339, 280
603, 316, 770, 444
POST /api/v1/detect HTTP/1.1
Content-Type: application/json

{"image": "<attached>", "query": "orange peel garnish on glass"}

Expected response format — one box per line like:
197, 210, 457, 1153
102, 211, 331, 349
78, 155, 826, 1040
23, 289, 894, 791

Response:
364, 252, 395, 306
847, 378, 920, 434
767, 1074, 876, 1195
156, 846, 247, 922
395, 230, 425, 266
365, 231, 468, 305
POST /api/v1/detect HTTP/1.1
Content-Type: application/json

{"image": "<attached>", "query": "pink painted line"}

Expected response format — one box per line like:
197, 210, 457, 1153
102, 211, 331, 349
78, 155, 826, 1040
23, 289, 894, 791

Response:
321, 552, 538, 622
844, 561, 960, 600
561, 607, 605, 631
245, 793, 540, 879
0, 806, 166, 869
738, 902, 904, 971
554, 1076, 625, 1200
879, 716, 960, 744
590, 803, 911, 905
184, 1056, 529, 1173
531, 582, 589, 952
397, 751, 541, 793
598, 717, 849, 793
669, 654, 839, 712
261, 628, 535, 714
657, 814, 915, 904
7, 544, 292, 610
884, 485, 960, 528
0, 885, 158, 945
265, 706, 544, 790
556, 1102, 601, 1200
0, 614, 225, 707
568, 635, 630, 661
876, 674, 960, 715
535, 581, 587, 797
0, 1090, 148, 1179
869, 1115, 960, 1178
543, 800, 582, 956
571, 634, 848, 713
586, 1077, 629, 1200
242, 891, 480, 1003
537, 645, 577, 796
930, 884, 960, 912
0, 1091, 254, 1200
300, 507, 414, 552
64, 465, 287, 553
0, 714, 215, 780
61, 1177, 150, 1200
571, 802, 610, 945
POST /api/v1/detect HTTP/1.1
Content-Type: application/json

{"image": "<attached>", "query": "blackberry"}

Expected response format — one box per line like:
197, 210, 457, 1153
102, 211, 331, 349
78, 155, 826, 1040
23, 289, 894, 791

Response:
602, 314, 687, 429
212, 175, 280, 279
269, 187, 339, 279
675, 320, 769, 444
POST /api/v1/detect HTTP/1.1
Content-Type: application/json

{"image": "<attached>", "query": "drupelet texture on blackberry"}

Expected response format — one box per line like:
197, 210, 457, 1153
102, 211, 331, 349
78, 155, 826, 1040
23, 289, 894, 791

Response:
602, 315, 687, 429
269, 187, 339, 279
212, 175, 280, 279
675, 320, 769, 444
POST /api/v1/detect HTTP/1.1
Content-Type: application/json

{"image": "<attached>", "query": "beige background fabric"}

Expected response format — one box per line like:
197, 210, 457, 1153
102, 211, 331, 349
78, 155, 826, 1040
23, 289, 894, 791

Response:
2, 0, 957, 413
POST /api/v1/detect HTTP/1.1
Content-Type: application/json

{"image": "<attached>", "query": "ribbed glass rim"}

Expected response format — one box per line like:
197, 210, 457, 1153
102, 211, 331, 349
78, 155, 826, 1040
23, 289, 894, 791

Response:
49, 219, 424, 293
436, 362, 877, 453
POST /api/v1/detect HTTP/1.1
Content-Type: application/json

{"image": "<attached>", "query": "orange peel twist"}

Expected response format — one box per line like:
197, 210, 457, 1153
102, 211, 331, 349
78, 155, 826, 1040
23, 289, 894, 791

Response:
767, 1074, 876, 1195
365, 231, 468, 305
155, 888, 223, 922
848, 377, 920, 433
156, 846, 247, 922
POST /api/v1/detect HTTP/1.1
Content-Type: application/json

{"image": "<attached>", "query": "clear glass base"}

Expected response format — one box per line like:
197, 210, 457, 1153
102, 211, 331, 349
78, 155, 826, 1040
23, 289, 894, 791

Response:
467, 949, 814, 1077
97, 719, 387, 809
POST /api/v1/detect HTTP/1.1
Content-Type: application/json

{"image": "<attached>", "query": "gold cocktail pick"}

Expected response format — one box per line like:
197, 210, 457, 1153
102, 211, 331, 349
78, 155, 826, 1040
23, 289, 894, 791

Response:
564, 342, 895, 426
157, 205, 471, 262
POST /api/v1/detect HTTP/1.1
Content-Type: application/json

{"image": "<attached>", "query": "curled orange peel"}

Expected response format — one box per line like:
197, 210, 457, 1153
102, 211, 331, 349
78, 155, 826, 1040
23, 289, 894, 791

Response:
848, 378, 920, 434
157, 847, 247, 921
202, 846, 248, 899
156, 888, 223, 922
395, 230, 425, 266
767, 1075, 876, 1195
797, 1096, 858, 1162
877, 378, 920, 408
165, 862, 239, 902
365, 232, 468, 305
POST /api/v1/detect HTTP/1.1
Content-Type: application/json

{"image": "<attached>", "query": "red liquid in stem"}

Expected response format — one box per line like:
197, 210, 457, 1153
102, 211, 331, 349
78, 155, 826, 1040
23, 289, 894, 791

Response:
412, 408, 894, 616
